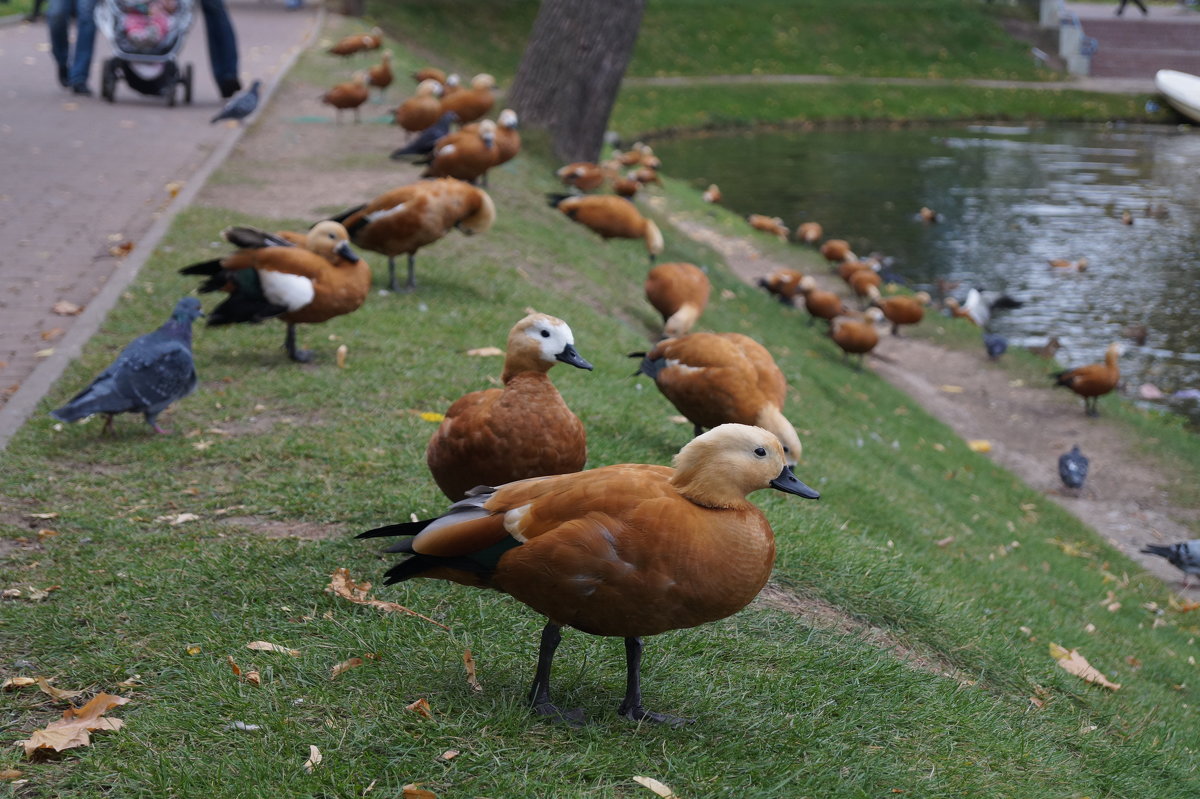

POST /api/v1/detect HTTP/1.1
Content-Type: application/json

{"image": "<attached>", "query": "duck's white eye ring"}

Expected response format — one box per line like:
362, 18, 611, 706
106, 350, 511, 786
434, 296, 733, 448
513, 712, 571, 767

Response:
754, 447, 767, 457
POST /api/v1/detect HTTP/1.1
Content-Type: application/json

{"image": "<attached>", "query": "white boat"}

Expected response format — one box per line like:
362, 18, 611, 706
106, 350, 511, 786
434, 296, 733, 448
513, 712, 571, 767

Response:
1155, 69, 1200, 125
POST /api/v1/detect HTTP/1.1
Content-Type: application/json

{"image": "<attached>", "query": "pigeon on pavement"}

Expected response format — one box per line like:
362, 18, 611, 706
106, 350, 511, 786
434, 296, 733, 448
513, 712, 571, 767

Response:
211, 79, 262, 124
50, 297, 203, 434
1058, 444, 1088, 491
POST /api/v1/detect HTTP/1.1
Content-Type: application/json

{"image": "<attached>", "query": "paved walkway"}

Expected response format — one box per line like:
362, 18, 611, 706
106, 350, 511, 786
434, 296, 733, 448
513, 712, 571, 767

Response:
0, 0, 320, 449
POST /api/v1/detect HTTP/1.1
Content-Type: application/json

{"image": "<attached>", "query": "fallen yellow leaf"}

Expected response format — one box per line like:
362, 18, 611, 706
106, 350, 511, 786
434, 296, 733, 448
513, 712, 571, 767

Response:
226, 655, 242, 676
303, 744, 322, 773
52, 300, 83, 316
186, 644, 202, 656
938, 384, 964, 394
967, 440, 991, 453
406, 697, 434, 719
0, 769, 23, 781
419, 411, 445, 423
116, 675, 143, 688
246, 641, 300, 657
326, 568, 450, 630
330, 657, 364, 679
1049, 642, 1120, 691
17, 692, 129, 758
244, 670, 262, 686
2, 677, 39, 691
463, 648, 482, 693
466, 346, 503, 357
37, 677, 84, 701
633, 776, 679, 798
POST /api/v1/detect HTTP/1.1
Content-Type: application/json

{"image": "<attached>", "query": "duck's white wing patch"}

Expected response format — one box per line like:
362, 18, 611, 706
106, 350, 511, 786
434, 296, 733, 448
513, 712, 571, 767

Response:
259, 271, 314, 311
665, 358, 704, 374
366, 202, 407, 224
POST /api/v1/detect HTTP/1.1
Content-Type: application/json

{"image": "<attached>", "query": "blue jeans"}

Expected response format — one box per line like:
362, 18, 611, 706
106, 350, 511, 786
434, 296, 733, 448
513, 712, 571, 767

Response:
198, 0, 239, 91
47, 0, 96, 88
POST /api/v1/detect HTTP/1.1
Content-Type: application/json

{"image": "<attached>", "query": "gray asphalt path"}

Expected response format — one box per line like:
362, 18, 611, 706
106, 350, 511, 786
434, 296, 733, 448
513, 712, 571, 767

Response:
0, 0, 321, 450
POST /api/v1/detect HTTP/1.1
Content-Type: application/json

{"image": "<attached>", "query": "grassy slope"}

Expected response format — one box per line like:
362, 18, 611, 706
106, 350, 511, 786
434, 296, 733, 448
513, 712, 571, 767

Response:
3, 12, 1200, 799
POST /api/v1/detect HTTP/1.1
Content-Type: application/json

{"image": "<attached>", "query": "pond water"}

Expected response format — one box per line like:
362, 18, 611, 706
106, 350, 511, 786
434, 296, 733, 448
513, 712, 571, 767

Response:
654, 124, 1200, 423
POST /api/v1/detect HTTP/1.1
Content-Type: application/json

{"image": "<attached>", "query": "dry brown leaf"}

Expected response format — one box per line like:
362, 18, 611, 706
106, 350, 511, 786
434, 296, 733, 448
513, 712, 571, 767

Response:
2, 588, 22, 599
154, 512, 200, 526
246, 640, 300, 657
336, 344, 348, 369
1049, 642, 1121, 691
25, 585, 61, 602
108, 241, 134, 258
303, 744, 322, 773
226, 655, 242, 676
1, 769, 23, 781
326, 568, 450, 630
633, 776, 678, 798
41, 328, 65, 341
402, 784, 438, 799
438, 750, 459, 761
116, 675, 143, 688
38, 528, 59, 539
935, 535, 955, 547
38, 677, 83, 701
18, 692, 129, 758
165, 181, 184, 198
466, 346, 503, 357
406, 697, 434, 720
462, 648, 482, 693
52, 300, 83, 316
331, 657, 364, 679
27, 512, 59, 520
244, 670, 262, 686
2, 676, 38, 691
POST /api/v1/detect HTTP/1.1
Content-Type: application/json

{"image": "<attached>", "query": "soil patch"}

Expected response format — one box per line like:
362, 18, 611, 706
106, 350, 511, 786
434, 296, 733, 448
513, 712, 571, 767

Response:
664, 207, 1200, 596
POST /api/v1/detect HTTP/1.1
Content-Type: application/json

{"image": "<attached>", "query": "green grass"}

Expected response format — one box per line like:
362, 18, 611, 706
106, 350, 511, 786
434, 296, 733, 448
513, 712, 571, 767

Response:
0, 0, 33, 19
4, 65, 1200, 799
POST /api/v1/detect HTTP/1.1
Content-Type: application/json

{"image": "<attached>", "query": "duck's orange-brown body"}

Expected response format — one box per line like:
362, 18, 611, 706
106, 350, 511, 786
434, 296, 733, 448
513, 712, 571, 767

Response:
758, 268, 805, 305
557, 162, 606, 193
831, 313, 880, 358
821, 239, 853, 262
1054, 342, 1120, 415
612, 175, 640, 198
368, 51, 393, 92
554, 195, 664, 260
427, 314, 590, 501
422, 121, 498, 183
795, 222, 822, 244
328, 28, 382, 56
874, 295, 926, 335
702, 184, 721, 204
848, 269, 882, 298
439, 73, 495, 124
645, 262, 710, 337
322, 75, 369, 122
748, 214, 788, 240
394, 80, 443, 132
463, 110, 520, 168
412, 67, 446, 84
335, 178, 495, 290
942, 297, 975, 324
637, 333, 802, 463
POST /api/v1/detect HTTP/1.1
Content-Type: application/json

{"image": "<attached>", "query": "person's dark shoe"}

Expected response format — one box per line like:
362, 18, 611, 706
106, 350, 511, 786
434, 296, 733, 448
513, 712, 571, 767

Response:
57, 64, 69, 87
218, 78, 242, 99
72, 83, 92, 96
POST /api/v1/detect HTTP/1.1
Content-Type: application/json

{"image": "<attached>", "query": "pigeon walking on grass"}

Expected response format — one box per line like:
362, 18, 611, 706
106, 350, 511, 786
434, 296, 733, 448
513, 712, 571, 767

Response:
211, 79, 262, 125
1058, 444, 1088, 492
50, 297, 203, 435
983, 332, 1008, 361
1140, 540, 1200, 587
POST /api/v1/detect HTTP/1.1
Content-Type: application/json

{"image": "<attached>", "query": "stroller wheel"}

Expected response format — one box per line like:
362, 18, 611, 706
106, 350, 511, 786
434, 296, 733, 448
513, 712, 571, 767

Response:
183, 63, 193, 105
101, 58, 117, 103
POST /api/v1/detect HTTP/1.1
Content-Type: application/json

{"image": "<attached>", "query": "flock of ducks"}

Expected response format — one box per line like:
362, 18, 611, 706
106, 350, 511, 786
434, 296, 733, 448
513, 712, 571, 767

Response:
46, 25, 1181, 723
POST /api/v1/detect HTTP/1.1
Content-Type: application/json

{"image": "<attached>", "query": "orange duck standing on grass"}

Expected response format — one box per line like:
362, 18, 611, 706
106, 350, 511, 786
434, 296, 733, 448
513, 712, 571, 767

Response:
1054, 342, 1121, 416
179, 222, 367, 363
830, 308, 883, 367
360, 423, 819, 726
322, 73, 370, 123
426, 313, 593, 501
645, 262, 711, 338
757, 268, 805, 306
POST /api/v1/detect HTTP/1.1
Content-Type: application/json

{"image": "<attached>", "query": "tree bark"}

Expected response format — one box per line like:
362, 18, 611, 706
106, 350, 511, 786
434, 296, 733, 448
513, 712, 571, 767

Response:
507, 0, 645, 164
340, 0, 365, 17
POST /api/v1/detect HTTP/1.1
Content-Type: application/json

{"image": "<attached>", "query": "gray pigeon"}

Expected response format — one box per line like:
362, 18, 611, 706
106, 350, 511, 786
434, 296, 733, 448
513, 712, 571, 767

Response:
1058, 444, 1088, 490
1140, 540, 1200, 582
50, 297, 203, 434
210, 79, 262, 124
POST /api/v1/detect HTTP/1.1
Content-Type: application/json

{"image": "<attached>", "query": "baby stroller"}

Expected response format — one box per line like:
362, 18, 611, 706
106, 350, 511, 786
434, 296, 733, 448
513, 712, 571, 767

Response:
95, 0, 195, 106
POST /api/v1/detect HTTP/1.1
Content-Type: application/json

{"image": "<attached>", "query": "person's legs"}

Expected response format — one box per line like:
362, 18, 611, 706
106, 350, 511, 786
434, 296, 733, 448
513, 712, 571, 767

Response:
198, 0, 240, 97
46, 0, 72, 86
68, 0, 97, 90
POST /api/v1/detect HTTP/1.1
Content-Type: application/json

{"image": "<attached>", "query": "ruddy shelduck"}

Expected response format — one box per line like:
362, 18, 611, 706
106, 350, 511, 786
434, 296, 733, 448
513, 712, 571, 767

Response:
847, 269, 882, 301
426, 313, 593, 501
359, 423, 819, 725
179, 222, 366, 363
1053, 342, 1120, 416
393, 79, 445, 133
795, 221, 823, 245
634, 332, 804, 464
757, 268, 805, 306
420, 119, 499, 184
412, 66, 446, 84
830, 308, 883, 366
798, 275, 845, 325
820, 238, 854, 263
367, 50, 393, 97
328, 27, 382, 57
439, 73, 496, 124
322, 73, 370, 123
551, 194, 664, 263
556, 162, 606, 193
1048, 257, 1088, 272
332, 178, 496, 292
747, 214, 788, 240
702, 184, 721, 204
644, 262, 711, 338
871, 291, 930, 335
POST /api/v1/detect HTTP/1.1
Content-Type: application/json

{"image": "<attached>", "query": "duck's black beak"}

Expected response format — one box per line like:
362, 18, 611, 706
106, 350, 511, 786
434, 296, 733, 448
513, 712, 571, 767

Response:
556, 343, 593, 371
770, 465, 820, 499
336, 240, 360, 263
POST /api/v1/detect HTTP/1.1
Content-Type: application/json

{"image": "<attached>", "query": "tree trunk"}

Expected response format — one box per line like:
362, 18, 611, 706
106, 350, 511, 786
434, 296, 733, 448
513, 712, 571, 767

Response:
340, 0, 366, 17
507, 0, 645, 164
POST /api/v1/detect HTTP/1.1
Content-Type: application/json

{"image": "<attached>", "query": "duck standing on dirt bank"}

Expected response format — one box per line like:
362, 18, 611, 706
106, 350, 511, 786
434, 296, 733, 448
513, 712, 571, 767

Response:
1053, 342, 1121, 417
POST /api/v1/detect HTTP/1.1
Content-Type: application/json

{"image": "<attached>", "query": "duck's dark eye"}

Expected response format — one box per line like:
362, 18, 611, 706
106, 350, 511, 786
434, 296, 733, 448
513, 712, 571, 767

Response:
754, 447, 767, 457
540, 329, 550, 338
